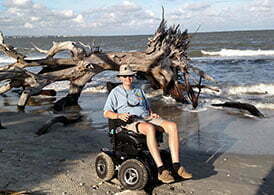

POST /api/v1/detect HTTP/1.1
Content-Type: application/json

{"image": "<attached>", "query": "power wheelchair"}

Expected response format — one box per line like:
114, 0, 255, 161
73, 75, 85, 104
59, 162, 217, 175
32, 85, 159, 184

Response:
95, 117, 172, 190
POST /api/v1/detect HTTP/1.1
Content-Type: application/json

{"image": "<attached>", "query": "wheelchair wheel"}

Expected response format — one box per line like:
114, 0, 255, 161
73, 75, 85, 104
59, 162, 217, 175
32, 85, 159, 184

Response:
118, 159, 148, 190
95, 152, 115, 181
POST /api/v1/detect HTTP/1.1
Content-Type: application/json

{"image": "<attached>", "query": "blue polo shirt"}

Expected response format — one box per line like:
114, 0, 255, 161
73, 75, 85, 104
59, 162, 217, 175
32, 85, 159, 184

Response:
104, 85, 150, 118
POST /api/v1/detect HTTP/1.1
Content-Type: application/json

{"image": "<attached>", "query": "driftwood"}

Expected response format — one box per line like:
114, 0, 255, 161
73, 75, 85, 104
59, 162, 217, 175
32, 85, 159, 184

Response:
0, 189, 30, 195
36, 114, 82, 136
211, 102, 264, 118
0, 13, 215, 111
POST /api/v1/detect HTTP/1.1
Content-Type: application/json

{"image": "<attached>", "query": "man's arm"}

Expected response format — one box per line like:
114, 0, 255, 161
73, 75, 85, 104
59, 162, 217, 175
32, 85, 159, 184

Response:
104, 89, 120, 119
104, 110, 131, 122
104, 110, 119, 119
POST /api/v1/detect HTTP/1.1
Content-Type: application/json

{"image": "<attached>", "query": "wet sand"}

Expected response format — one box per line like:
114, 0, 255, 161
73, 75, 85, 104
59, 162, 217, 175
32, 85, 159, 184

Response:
0, 93, 274, 194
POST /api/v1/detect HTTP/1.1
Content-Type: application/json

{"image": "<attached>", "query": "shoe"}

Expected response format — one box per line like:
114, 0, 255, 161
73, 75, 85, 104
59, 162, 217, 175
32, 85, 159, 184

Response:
177, 166, 192, 179
158, 170, 175, 184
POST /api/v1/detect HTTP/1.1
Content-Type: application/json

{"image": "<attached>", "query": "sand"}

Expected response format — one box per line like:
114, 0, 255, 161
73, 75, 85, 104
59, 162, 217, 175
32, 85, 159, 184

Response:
0, 93, 274, 195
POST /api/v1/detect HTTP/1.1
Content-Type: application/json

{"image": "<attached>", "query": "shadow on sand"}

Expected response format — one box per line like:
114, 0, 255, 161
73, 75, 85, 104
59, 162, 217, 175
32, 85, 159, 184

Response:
175, 111, 237, 181
143, 109, 238, 194
0, 96, 112, 194
256, 166, 274, 195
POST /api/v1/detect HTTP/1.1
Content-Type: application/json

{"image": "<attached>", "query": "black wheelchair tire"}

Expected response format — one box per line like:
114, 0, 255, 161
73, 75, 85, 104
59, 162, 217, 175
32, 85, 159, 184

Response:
118, 159, 148, 190
95, 152, 115, 181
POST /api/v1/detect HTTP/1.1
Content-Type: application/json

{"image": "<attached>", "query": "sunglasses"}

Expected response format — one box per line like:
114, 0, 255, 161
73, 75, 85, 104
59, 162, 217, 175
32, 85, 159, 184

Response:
120, 75, 134, 78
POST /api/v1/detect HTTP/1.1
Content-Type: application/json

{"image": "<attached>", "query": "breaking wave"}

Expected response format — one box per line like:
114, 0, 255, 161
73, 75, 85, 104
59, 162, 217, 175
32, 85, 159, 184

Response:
226, 83, 274, 96
201, 49, 274, 57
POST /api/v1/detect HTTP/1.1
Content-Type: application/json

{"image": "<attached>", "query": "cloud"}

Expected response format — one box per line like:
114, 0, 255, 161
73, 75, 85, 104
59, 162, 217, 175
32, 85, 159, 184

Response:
249, 0, 273, 13
0, 0, 273, 35
167, 2, 217, 30
82, 1, 160, 34
73, 14, 84, 23
164, 0, 274, 32
183, 2, 211, 11
4, 0, 32, 8
168, 1, 215, 23
7, 7, 21, 15
61, 10, 74, 17
24, 22, 33, 28
0, 0, 162, 35
122, 0, 139, 11
30, 16, 40, 21
1, 0, 89, 35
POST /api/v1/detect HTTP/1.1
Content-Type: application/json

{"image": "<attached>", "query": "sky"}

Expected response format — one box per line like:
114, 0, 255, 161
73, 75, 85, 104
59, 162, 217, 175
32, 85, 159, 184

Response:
0, 0, 274, 36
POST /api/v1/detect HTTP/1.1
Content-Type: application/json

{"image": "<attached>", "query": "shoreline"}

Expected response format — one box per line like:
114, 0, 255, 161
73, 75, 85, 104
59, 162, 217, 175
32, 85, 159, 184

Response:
0, 93, 274, 194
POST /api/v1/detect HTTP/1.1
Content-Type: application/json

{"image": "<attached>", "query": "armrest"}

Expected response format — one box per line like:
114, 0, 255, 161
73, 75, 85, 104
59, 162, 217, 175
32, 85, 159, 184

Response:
108, 119, 127, 131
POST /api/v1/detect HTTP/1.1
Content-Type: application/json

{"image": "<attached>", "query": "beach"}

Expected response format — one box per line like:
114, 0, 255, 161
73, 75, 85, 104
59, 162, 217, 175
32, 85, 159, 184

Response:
1, 29, 274, 195
1, 93, 274, 195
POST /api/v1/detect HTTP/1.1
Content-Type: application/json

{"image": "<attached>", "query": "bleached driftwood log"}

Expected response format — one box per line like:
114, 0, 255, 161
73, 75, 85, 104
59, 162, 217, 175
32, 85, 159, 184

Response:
0, 17, 215, 111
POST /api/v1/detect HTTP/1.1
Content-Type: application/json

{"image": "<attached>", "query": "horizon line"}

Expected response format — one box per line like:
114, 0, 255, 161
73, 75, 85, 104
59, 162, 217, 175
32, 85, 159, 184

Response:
5, 28, 274, 37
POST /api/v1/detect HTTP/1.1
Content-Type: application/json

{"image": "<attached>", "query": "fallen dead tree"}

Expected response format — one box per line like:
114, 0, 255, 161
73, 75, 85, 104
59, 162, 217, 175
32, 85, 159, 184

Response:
0, 14, 215, 111
211, 102, 264, 118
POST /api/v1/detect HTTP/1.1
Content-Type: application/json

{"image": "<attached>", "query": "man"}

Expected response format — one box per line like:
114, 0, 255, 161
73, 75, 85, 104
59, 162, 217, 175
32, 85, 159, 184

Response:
103, 65, 192, 184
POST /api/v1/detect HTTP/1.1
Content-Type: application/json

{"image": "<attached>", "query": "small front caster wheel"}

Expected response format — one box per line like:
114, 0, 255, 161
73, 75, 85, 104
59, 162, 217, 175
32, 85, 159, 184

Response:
95, 152, 115, 181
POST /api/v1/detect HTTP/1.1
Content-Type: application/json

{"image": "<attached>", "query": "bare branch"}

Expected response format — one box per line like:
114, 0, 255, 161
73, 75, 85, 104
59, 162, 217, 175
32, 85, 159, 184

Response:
32, 41, 92, 60
189, 65, 215, 82
31, 42, 48, 54
0, 83, 12, 94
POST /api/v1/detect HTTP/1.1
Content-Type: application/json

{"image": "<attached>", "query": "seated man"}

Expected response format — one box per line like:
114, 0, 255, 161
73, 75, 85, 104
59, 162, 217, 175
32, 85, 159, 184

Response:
103, 65, 192, 184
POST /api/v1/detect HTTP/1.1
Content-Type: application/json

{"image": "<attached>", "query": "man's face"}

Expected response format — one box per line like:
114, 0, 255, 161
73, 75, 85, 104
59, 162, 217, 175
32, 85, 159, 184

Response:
119, 75, 134, 86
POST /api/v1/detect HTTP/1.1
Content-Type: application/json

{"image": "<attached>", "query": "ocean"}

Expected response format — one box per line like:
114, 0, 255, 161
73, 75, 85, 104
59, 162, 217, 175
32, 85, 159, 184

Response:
1, 30, 274, 156
1, 30, 273, 111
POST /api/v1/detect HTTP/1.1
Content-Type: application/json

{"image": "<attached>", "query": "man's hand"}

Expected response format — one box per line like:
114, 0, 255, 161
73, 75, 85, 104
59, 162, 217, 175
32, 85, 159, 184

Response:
150, 112, 160, 119
117, 113, 131, 122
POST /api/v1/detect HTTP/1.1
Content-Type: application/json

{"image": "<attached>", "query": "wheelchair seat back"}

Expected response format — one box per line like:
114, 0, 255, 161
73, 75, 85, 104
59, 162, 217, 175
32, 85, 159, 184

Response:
108, 119, 164, 156
108, 119, 147, 155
